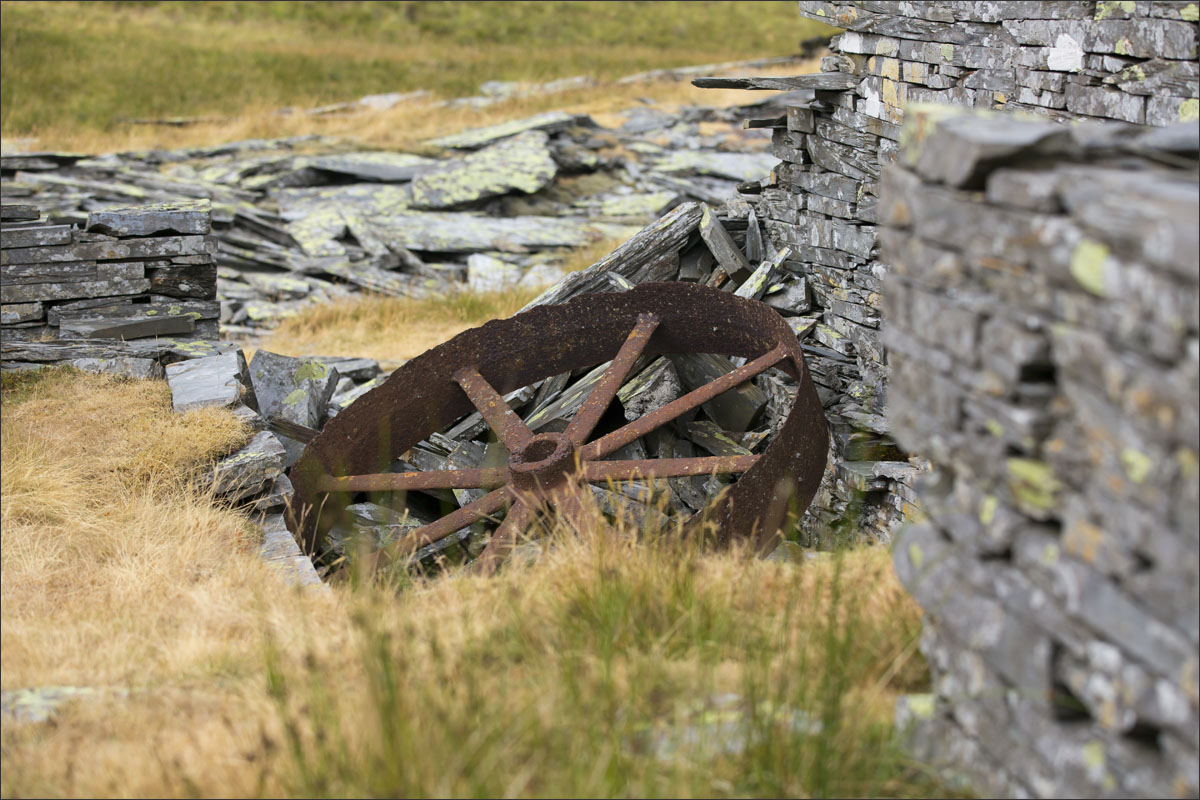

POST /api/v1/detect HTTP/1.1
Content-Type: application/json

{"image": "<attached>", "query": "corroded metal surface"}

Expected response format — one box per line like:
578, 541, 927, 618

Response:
286, 282, 829, 573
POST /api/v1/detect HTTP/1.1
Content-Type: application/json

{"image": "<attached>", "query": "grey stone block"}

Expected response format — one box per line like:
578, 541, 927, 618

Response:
165, 350, 255, 413
248, 350, 340, 467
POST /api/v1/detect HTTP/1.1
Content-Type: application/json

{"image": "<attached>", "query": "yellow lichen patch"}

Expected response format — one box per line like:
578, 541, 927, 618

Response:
1180, 98, 1199, 122
1069, 239, 1110, 297
1005, 458, 1063, 513
1119, 447, 1153, 484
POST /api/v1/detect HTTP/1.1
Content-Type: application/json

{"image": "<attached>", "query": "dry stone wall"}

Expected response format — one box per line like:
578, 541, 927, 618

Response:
884, 105, 1198, 799
1, 199, 220, 377
729, 2, 1200, 796
734, 1, 1198, 546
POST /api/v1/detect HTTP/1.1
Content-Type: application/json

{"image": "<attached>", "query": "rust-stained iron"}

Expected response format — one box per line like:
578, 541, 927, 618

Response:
286, 282, 829, 575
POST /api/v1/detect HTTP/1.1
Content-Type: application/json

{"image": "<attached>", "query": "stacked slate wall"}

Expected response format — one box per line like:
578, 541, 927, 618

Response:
739, 1, 1197, 541
884, 105, 1198, 799
734, 3, 1200, 796
1, 200, 219, 376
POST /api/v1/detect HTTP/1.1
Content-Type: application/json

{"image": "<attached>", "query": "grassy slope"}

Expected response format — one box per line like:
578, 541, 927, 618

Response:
1, 1, 835, 146
0, 368, 944, 798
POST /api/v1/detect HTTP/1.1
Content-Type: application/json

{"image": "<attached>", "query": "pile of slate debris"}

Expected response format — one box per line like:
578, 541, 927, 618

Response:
1, 84, 817, 339
153, 197, 817, 576
1, 82, 847, 575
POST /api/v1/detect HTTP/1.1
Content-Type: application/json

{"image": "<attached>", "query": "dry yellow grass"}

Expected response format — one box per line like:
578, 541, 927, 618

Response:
0, 367, 934, 798
13, 60, 822, 156
257, 236, 633, 365
259, 287, 541, 365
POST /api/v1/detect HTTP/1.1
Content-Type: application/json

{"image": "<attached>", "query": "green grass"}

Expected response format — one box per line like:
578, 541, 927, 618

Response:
264, 526, 947, 798
0, 1, 836, 140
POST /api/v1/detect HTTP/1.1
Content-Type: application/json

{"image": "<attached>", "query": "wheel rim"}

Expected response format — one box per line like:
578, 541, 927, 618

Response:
286, 281, 829, 574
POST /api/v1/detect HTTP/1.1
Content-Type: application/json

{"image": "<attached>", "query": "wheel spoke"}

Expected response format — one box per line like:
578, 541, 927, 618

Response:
564, 314, 660, 446
375, 487, 512, 569
470, 500, 535, 576
580, 344, 788, 460
453, 367, 534, 451
582, 455, 758, 482
315, 467, 508, 493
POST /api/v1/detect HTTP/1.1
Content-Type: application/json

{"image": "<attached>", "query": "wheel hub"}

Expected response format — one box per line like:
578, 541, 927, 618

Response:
508, 432, 577, 494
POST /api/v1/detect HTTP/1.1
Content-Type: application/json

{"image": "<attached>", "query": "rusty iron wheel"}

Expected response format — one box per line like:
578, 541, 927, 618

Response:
286, 281, 829, 575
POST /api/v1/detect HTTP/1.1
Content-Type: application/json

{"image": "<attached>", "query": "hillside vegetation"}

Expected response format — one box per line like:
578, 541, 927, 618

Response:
0, 367, 946, 798
1, 1, 835, 150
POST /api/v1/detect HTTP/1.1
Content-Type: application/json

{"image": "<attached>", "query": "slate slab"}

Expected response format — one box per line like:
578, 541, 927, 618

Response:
211, 430, 286, 502
427, 111, 588, 150
248, 350, 340, 467
86, 199, 212, 237
411, 130, 558, 209
165, 350, 255, 413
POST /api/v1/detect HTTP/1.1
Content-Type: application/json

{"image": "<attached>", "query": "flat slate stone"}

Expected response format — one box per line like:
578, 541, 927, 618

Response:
308, 152, 437, 182
86, 200, 212, 237
0, 204, 41, 221
299, 355, 381, 383
248, 350, 340, 467
692, 73, 861, 91
370, 211, 601, 253
59, 314, 195, 340
211, 430, 286, 502
258, 513, 324, 587
617, 357, 683, 421
411, 130, 558, 209
66, 356, 165, 381
0, 224, 74, 249
165, 350, 254, 413
467, 253, 521, 292
427, 111, 588, 150
1, 302, 43, 324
